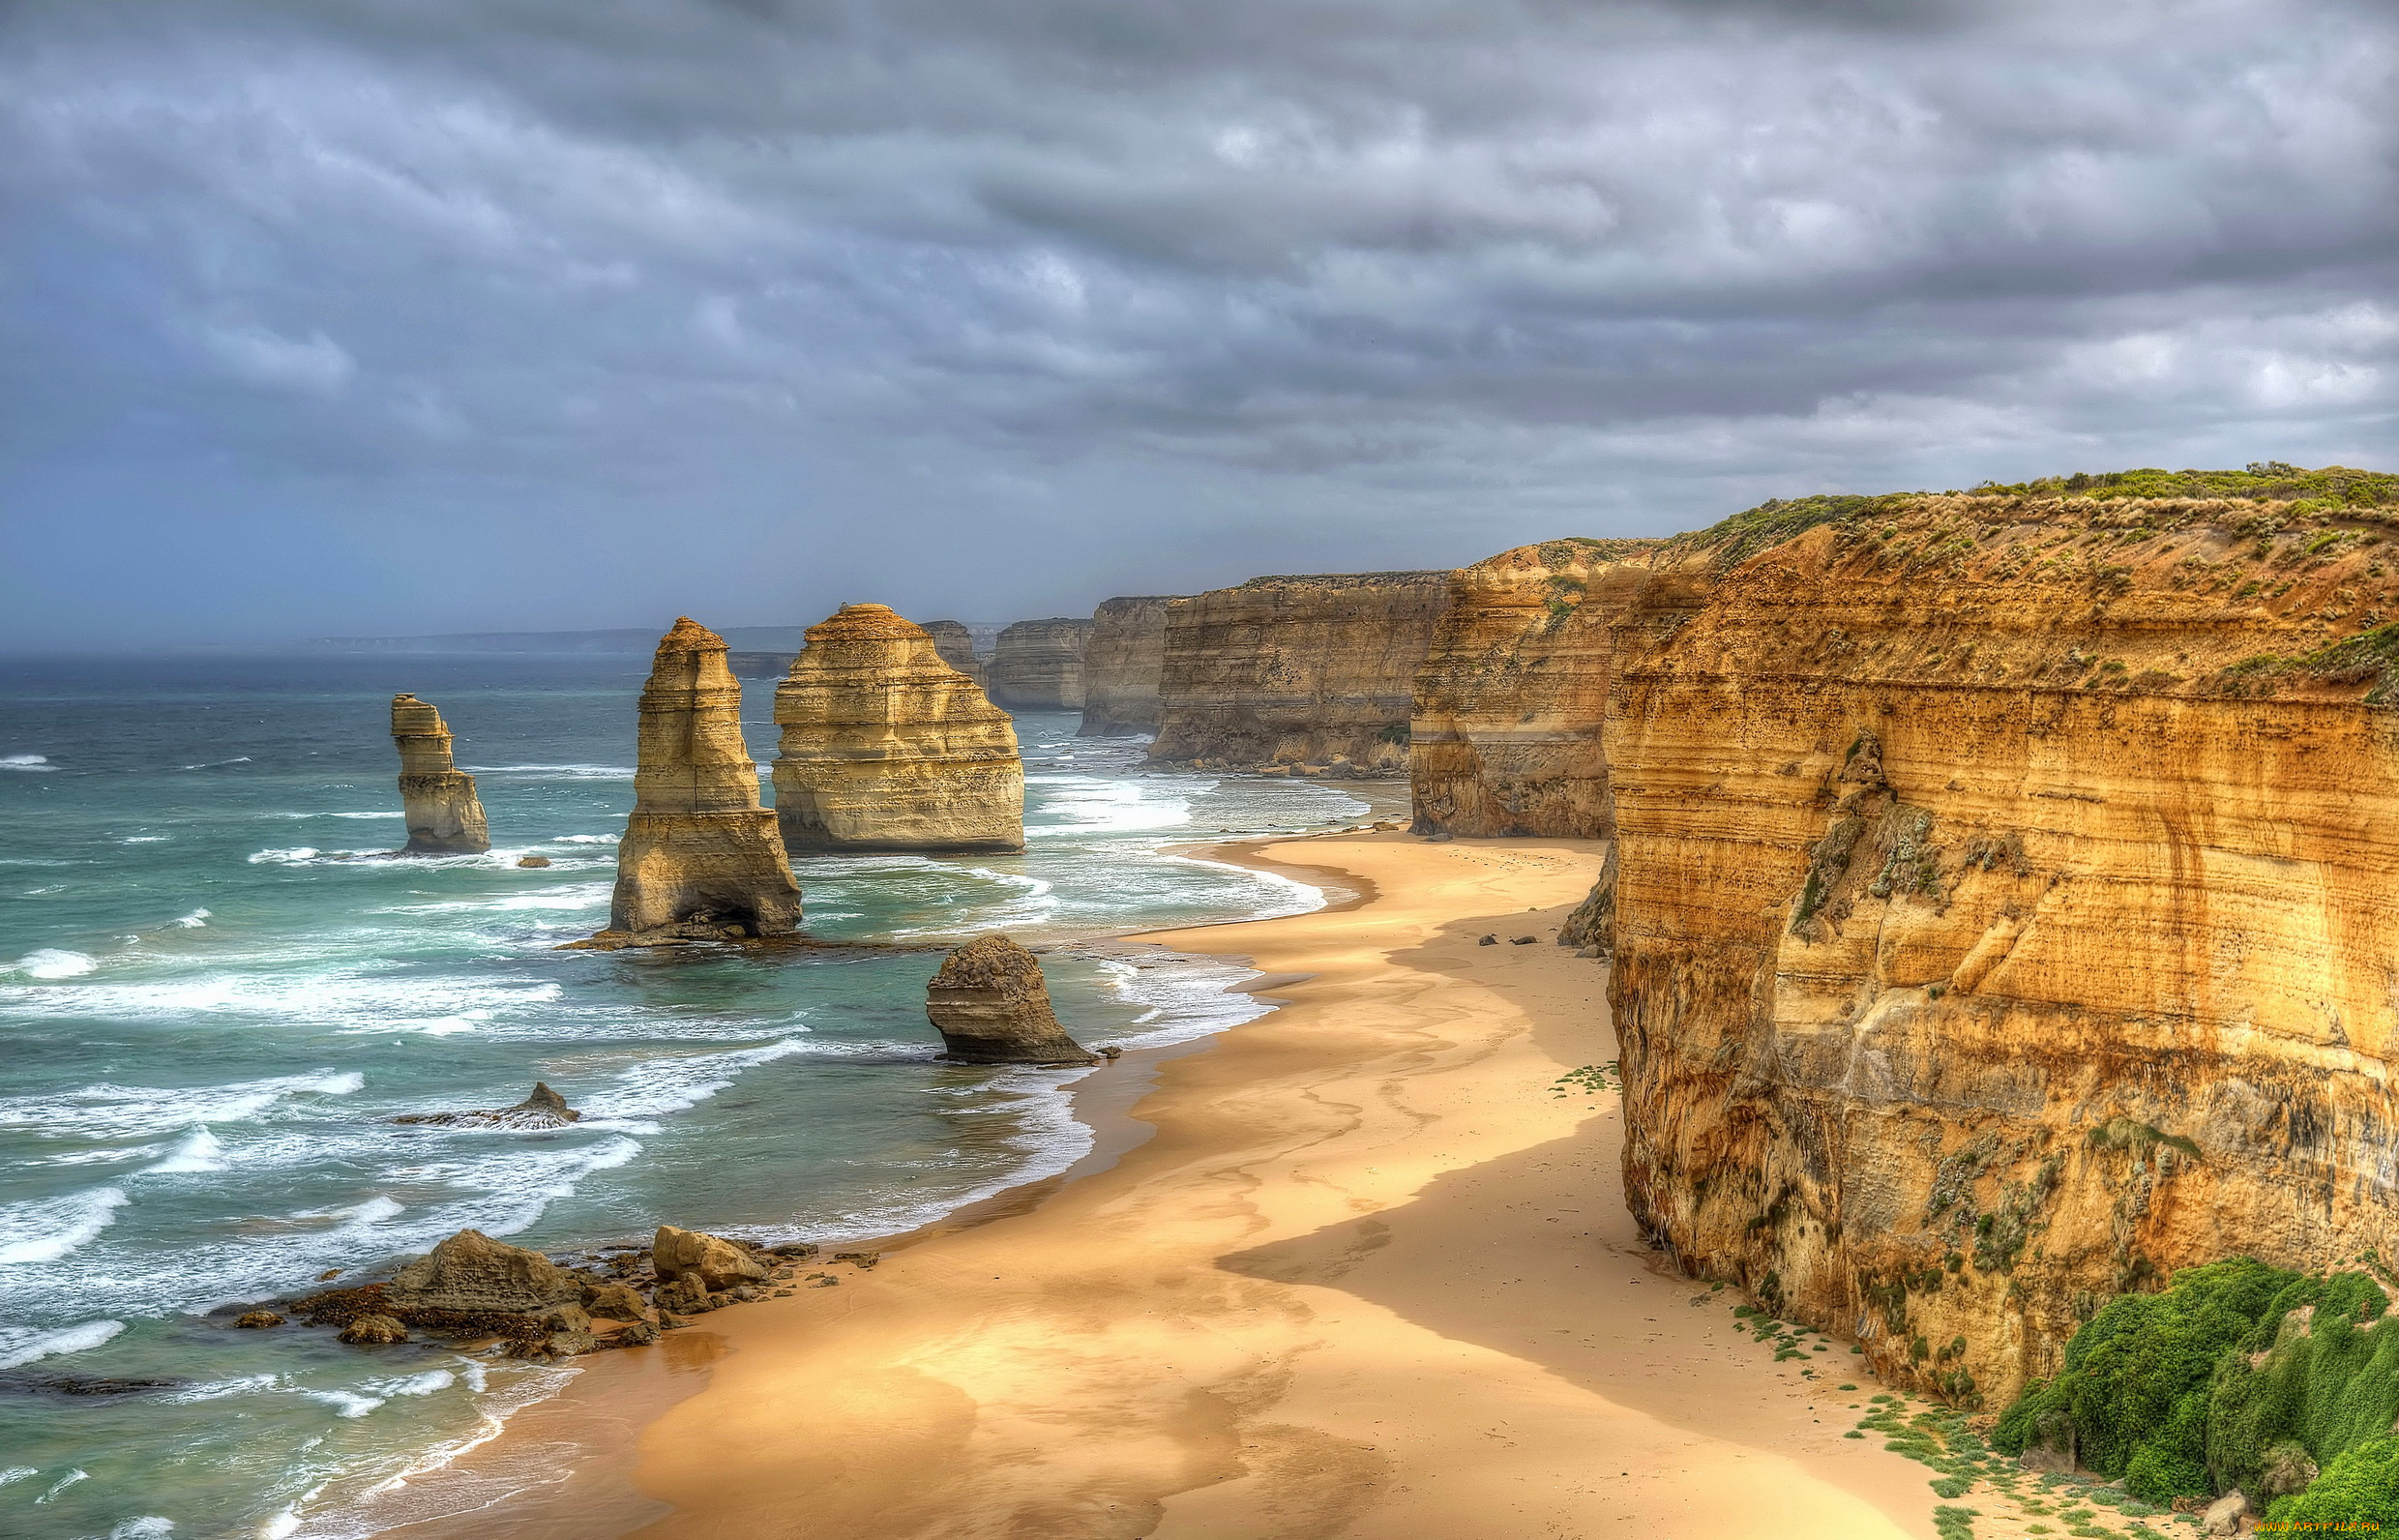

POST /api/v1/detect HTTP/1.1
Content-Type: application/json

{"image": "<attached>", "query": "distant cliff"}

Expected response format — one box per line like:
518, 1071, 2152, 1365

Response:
920, 620, 986, 686
1079, 596, 1180, 737
1409, 539, 1657, 836
1599, 470, 2399, 1407
987, 619, 1093, 711
1149, 572, 1450, 773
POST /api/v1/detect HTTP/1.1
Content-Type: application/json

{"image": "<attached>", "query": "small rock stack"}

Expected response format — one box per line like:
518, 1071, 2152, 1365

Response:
925, 935, 1100, 1065
391, 694, 490, 855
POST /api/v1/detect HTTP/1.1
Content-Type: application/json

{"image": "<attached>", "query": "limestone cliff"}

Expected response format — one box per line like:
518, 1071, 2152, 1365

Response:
1149, 571, 1451, 772
1078, 596, 1180, 737
925, 934, 1097, 1064
588, 618, 801, 945
390, 694, 490, 854
1409, 540, 1657, 835
986, 619, 1093, 711
921, 620, 985, 686
771, 603, 1024, 854
1602, 470, 2399, 1408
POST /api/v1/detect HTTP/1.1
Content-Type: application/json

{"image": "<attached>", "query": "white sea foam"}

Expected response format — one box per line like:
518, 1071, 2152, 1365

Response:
577, 1039, 814, 1130
0, 1072, 363, 1140
1025, 774, 1190, 834
175, 908, 212, 928
165, 1374, 280, 1405
460, 763, 631, 779
0, 1318, 127, 1369
122, 835, 172, 844
0, 1466, 35, 1486
180, 756, 253, 769
9, 948, 99, 979
142, 1126, 228, 1175
0, 1187, 130, 1265
303, 1389, 385, 1419
109, 1518, 176, 1538
1, 754, 54, 771
551, 833, 617, 844
36, 1468, 90, 1501
363, 1369, 455, 1399
249, 846, 323, 865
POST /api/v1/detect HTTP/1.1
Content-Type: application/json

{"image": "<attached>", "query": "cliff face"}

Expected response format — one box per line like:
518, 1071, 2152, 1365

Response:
1149, 572, 1451, 772
1409, 540, 1657, 835
1078, 596, 1179, 737
1603, 484, 2399, 1408
986, 619, 1092, 711
771, 604, 1024, 854
597, 618, 801, 944
920, 620, 984, 686
390, 694, 490, 854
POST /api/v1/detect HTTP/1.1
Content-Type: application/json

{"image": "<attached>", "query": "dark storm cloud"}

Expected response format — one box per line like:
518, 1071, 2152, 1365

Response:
1, 0, 2393, 642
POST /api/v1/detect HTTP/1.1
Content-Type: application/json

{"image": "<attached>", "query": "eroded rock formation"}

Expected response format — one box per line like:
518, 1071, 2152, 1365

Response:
926, 934, 1098, 1064
385, 1228, 583, 1315
393, 1082, 581, 1129
921, 620, 985, 685
1079, 595, 1180, 737
771, 604, 1024, 853
1602, 479, 2399, 1408
1409, 540, 1656, 835
585, 618, 801, 947
390, 694, 490, 854
986, 618, 1093, 710
1150, 572, 1450, 772
652, 1226, 769, 1291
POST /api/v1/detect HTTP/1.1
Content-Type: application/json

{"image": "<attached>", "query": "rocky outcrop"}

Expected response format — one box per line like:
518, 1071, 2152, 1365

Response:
926, 934, 1098, 1064
385, 1228, 584, 1315
1602, 477, 2399, 1409
1410, 541, 1657, 835
652, 1226, 770, 1291
582, 618, 802, 947
1149, 572, 1451, 772
986, 618, 1093, 710
770, 604, 1024, 853
393, 1082, 580, 1129
921, 620, 985, 685
1079, 596, 1180, 737
390, 695, 490, 854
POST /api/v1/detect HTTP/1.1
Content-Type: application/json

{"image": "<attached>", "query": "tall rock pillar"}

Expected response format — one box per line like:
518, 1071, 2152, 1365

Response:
391, 694, 490, 855
596, 618, 801, 944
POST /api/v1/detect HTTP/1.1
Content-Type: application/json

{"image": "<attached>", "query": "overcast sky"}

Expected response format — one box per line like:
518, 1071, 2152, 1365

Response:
3, 0, 2393, 645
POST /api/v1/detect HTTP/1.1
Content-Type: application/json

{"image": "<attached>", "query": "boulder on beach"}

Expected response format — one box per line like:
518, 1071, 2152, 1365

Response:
583, 1281, 650, 1322
653, 1225, 769, 1292
924, 935, 1099, 1066
392, 1082, 582, 1130
384, 1229, 584, 1316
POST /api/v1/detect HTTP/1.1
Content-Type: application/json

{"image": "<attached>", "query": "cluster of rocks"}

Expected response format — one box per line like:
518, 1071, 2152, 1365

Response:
275, 1225, 848, 1361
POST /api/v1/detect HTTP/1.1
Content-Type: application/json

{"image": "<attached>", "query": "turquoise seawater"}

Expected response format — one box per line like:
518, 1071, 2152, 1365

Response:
0, 655, 1374, 1540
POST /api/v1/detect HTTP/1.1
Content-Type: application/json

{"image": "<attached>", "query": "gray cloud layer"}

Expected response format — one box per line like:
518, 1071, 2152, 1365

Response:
3, 0, 2393, 642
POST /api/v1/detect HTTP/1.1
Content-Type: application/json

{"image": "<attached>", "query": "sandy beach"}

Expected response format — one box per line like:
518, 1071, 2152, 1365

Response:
405, 833, 1945, 1539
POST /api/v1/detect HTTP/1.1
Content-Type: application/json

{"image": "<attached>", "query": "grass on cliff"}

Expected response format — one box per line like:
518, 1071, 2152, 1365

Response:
1992, 1258, 2399, 1522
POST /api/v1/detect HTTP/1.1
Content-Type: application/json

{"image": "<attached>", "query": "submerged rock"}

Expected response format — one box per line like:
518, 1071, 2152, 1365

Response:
391, 695, 490, 855
339, 1314, 408, 1345
384, 1229, 583, 1316
235, 1311, 284, 1329
578, 618, 803, 948
652, 1225, 769, 1292
393, 1081, 582, 1130
925, 935, 1099, 1065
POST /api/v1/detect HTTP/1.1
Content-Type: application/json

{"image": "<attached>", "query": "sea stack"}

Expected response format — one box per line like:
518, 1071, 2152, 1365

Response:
1078, 596, 1180, 737
920, 620, 985, 685
390, 694, 490, 855
986, 618, 1094, 711
588, 618, 801, 946
925, 935, 1098, 1065
771, 604, 1025, 853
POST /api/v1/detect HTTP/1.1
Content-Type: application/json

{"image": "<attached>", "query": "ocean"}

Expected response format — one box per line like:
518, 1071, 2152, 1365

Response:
0, 654, 1381, 1540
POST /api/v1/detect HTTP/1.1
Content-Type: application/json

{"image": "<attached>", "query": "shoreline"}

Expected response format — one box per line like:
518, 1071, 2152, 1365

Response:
399, 831, 1948, 1539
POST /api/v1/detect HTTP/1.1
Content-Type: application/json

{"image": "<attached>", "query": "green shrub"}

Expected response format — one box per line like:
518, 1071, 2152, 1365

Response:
2206, 1270, 2399, 1495
2267, 1434, 2399, 1529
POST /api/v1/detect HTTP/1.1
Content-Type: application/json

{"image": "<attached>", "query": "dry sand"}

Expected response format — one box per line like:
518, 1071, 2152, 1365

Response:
548, 832, 1943, 1540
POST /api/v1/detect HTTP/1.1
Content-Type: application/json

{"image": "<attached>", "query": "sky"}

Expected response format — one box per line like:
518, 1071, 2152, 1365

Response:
2, 0, 2394, 646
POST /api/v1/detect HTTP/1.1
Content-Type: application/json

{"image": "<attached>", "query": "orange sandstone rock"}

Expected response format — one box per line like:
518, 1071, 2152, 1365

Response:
1079, 595, 1181, 738
390, 694, 490, 854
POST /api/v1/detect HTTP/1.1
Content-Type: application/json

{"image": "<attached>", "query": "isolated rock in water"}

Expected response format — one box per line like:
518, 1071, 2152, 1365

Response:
392, 1081, 582, 1130
985, 618, 1094, 711
582, 1281, 650, 1322
235, 1311, 283, 1329
588, 618, 803, 946
518, 854, 551, 868
919, 619, 985, 684
771, 604, 1025, 854
384, 1229, 583, 1315
925, 935, 1098, 1065
339, 1314, 408, 1345
391, 695, 491, 855
1079, 596, 1181, 737
652, 1225, 769, 1291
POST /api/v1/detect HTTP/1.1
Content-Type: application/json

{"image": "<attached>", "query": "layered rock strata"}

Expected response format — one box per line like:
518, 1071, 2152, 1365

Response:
926, 934, 1098, 1064
587, 618, 801, 946
986, 618, 1093, 710
390, 694, 490, 854
1602, 480, 2399, 1408
1078, 595, 1181, 737
920, 620, 985, 685
1150, 572, 1450, 772
770, 604, 1024, 853
1410, 540, 1657, 835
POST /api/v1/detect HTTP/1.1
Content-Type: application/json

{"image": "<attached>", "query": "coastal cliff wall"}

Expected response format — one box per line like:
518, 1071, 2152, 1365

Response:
772, 604, 1023, 853
1409, 540, 1656, 836
987, 619, 1092, 711
1602, 476, 2399, 1407
1149, 571, 1450, 772
1079, 596, 1179, 737
390, 694, 490, 854
921, 620, 985, 686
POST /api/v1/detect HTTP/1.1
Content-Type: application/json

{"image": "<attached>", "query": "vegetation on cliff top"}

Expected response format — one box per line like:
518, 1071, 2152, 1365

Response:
1993, 1258, 2399, 1522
